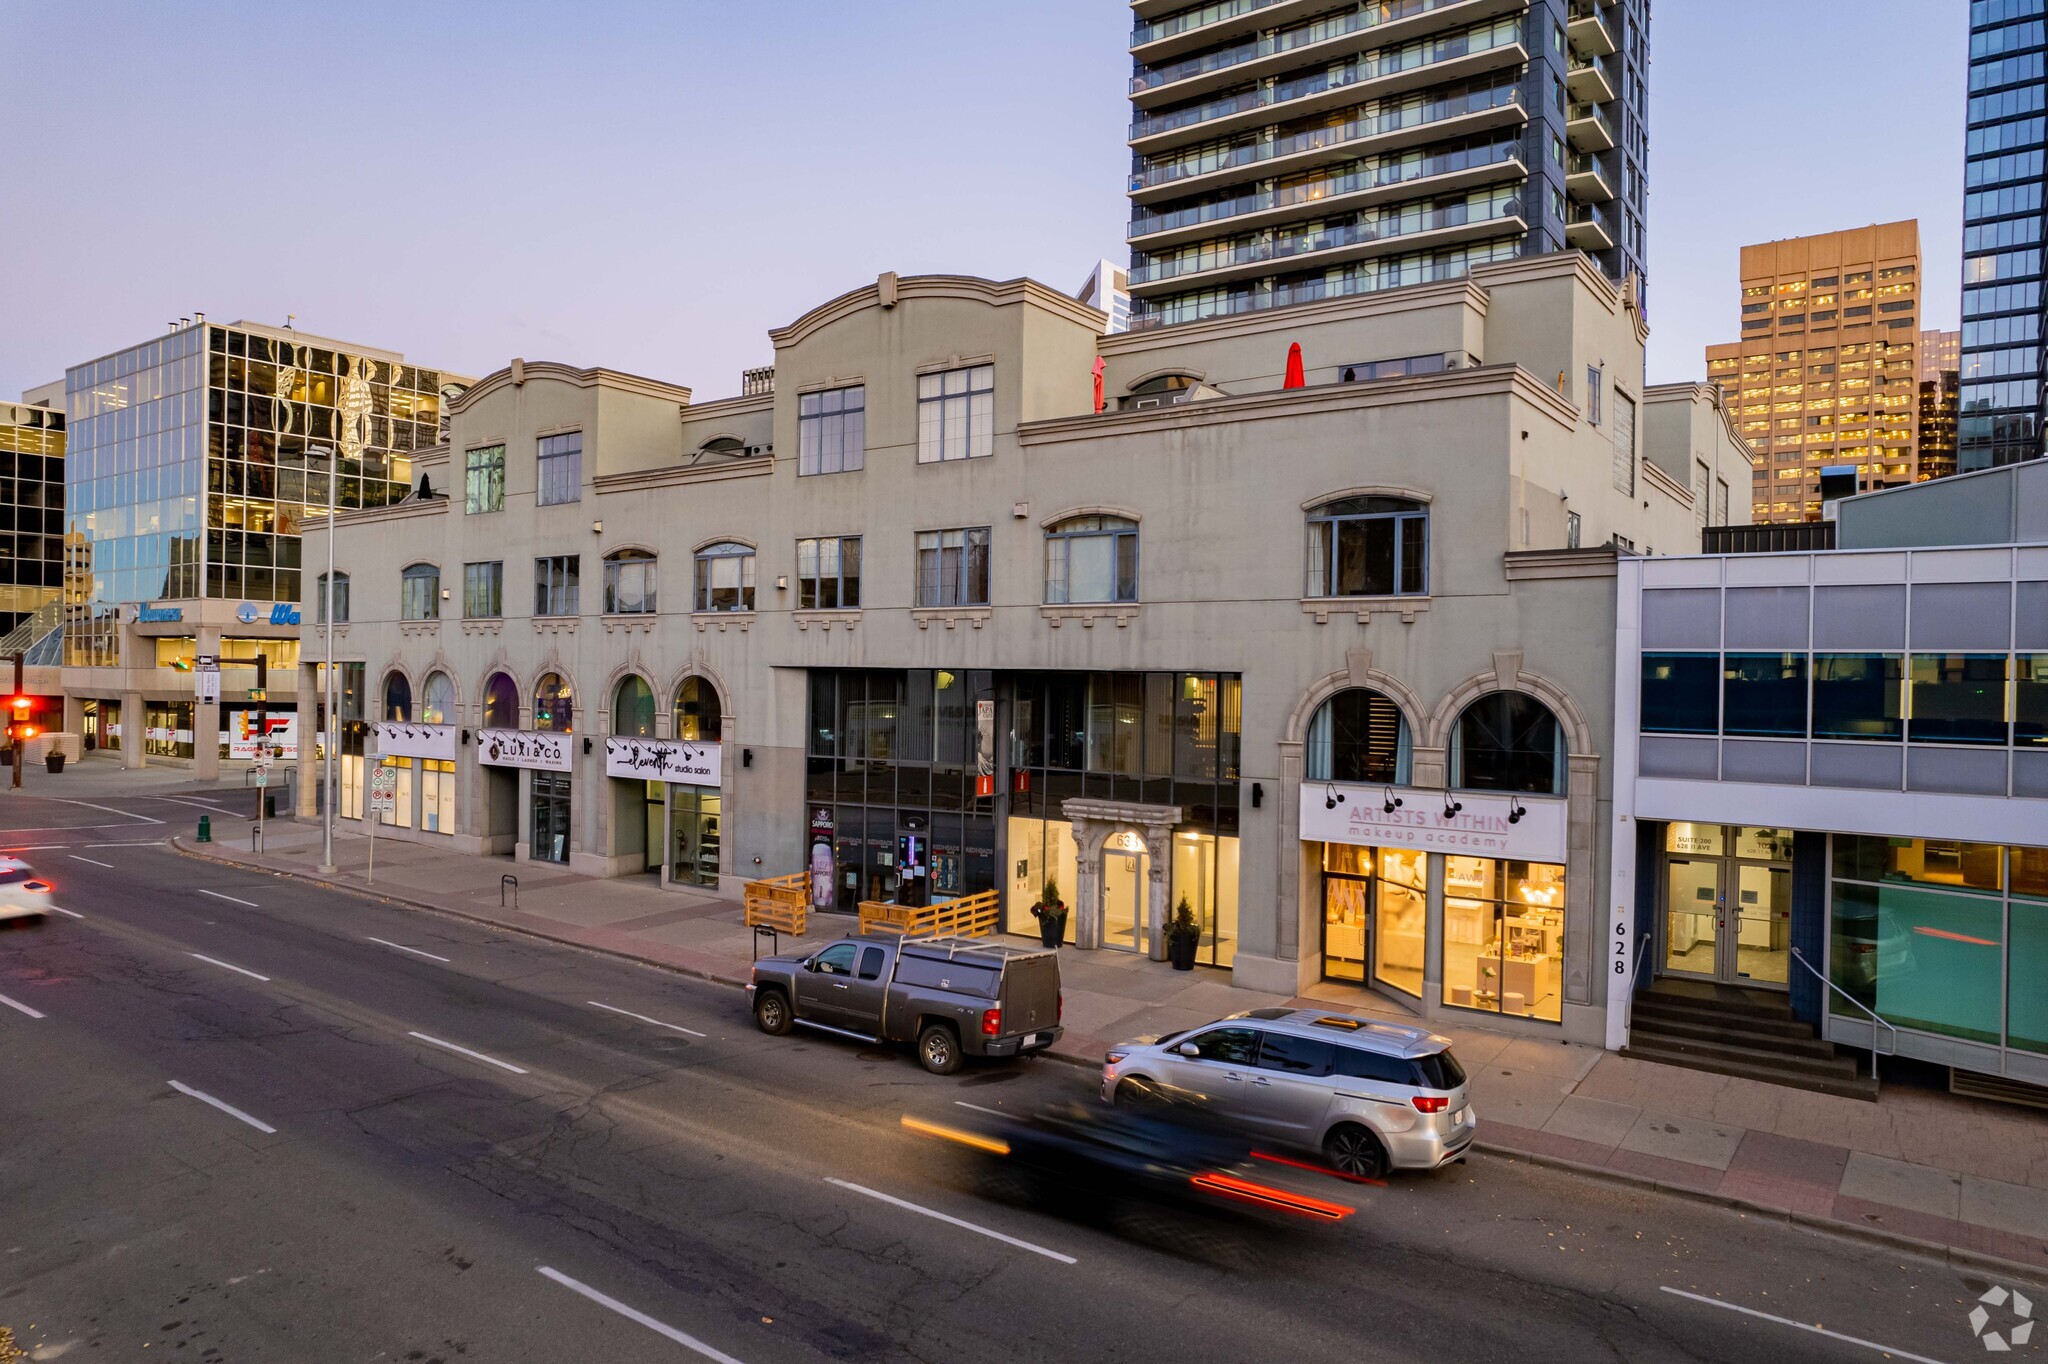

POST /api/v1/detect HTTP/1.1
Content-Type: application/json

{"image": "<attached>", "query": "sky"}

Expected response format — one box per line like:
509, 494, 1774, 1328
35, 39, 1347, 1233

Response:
0, 1, 1971, 400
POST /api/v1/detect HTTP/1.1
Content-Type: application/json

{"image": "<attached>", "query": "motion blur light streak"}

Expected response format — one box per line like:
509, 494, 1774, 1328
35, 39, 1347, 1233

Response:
1249, 1149, 1387, 1188
900, 1115, 1012, 1156
1189, 1172, 1354, 1221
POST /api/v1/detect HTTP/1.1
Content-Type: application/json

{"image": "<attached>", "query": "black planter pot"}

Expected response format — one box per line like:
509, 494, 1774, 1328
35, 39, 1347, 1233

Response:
1037, 909, 1068, 948
44, 753, 64, 774
1167, 934, 1198, 970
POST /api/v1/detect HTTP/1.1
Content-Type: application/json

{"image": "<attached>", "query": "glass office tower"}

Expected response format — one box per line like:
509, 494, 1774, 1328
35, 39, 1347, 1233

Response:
1123, 0, 1652, 331
0, 401, 64, 637
63, 320, 448, 665
1959, 0, 2048, 471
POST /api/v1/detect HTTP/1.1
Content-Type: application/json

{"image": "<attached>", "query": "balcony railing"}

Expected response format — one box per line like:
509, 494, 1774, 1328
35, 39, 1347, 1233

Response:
1132, 0, 1473, 94
1128, 235, 1522, 329
1129, 19, 1523, 141
1132, 83, 1523, 191
1130, 142, 1523, 237
1130, 0, 1293, 49
1131, 193, 1526, 285
740, 366, 774, 396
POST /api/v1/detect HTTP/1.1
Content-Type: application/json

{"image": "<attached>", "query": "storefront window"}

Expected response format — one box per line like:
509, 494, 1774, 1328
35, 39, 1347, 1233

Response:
1375, 848, 1426, 998
669, 784, 721, 886
1908, 654, 2009, 744
1641, 654, 1717, 734
1813, 653, 1902, 740
379, 756, 415, 829
421, 758, 455, 833
1007, 816, 1080, 941
1441, 856, 1564, 1021
1171, 830, 1239, 967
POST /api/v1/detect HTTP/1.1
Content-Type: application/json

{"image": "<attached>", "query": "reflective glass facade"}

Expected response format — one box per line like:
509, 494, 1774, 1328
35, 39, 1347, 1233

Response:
63, 322, 447, 665
0, 402, 65, 635
1960, 0, 2048, 471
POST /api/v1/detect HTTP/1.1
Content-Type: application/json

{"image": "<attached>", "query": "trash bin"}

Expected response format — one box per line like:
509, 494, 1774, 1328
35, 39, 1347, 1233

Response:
44, 753, 64, 774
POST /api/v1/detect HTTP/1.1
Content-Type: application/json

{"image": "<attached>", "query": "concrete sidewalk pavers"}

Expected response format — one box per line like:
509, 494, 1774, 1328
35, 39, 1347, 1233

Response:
171, 812, 2048, 1276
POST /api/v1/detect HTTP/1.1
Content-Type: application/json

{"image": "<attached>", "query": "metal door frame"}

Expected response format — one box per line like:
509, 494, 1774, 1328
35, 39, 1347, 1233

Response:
1658, 847, 1794, 990
1319, 870, 1374, 983
1102, 846, 1145, 953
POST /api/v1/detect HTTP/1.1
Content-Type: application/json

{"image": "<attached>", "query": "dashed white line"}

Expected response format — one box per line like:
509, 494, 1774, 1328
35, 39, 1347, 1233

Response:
68, 855, 115, 869
537, 1267, 747, 1364
52, 798, 164, 824
189, 952, 271, 983
587, 1001, 707, 1037
150, 796, 232, 813
49, 906, 83, 919
406, 1031, 528, 1075
954, 1101, 1006, 1117
168, 1080, 277, 1135
197, 889, 258, 908
1657, 1288, 1950, 1364
0, 991, 46, 1019
825, 1178, 1077, 1264
369, 936, 450, 963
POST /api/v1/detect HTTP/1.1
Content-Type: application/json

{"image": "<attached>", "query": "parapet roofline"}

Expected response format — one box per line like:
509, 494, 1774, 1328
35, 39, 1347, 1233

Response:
769, 274, 1107, 349
450, 360, 694, 413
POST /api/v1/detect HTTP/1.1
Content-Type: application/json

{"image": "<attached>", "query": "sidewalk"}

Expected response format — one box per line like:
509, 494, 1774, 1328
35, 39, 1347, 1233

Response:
176, 809, 2048, 1276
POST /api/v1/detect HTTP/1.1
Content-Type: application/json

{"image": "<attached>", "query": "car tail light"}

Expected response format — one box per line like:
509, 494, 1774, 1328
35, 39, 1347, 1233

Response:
1412, 1095, 1449, 1114
980, 1007, 1001, 1037
20, 880, 50, 894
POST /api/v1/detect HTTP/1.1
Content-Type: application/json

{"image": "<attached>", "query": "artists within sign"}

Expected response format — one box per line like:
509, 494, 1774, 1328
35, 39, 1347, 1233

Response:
1298, 781, 1568, 864
372, 721, 458, 762
603, 736, 722, 785
477, 728, 573, 772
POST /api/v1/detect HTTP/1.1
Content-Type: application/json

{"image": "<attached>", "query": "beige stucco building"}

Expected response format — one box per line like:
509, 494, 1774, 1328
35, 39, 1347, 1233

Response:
298, 251, 1747, 1046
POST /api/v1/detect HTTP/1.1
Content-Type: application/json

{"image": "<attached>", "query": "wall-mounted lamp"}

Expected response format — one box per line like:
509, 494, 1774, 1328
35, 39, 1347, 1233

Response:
582, 736, 592, 754
441, 587, 451, 600
460, 728, 470, 745
1507, 796, 1526, 825
1323, 783, 1344, 811
1250, 781, 1263, 809
776, 575, 788, 591
1443, 792, 1464, 820
742, 747, 754, 768
1382, 787, 1403, 815
591, 519, 603, 535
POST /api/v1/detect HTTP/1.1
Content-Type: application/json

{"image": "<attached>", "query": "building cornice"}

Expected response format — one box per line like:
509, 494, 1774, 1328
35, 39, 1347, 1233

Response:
1019, 363, 1578, 445
308, 497, 451, 533
1473, 251, 1647, 346
681, 391, 774, 424
769, 274, 1106, 348
450, 360, 693, 413
1501, 547, 1621, 581
1645, 379, 1756, 466
591, 459, 774, 496
1642, 457, 1691, 504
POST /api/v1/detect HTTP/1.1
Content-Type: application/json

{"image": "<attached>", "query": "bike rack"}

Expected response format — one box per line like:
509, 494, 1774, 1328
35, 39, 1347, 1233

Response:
250, 825, 264, 854
501, 874, 518, 910
753, 924, 778, 960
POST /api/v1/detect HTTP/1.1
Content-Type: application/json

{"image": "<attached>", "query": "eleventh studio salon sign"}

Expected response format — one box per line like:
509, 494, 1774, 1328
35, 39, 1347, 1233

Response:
1298, 781, 1567, 863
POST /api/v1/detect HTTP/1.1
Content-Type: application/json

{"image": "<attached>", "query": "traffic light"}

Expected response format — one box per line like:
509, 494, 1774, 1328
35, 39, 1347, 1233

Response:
5, 695, 28, 744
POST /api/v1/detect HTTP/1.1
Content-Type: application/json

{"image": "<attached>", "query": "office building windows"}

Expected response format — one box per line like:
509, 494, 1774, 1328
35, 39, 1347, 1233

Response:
534, 555, 579, 617
536, 432, 581, 505
915, 527, 990, 607
465, 444, 505, 514
694, 541, 755, 613
798, 385, 865, 475
463, 561, 502, 618
400, 563, 440, 620
796, 536, 861, 610
917, 365, 994, 462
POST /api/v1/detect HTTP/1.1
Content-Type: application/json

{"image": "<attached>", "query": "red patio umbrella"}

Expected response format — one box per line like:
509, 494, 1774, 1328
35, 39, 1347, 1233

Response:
1284, 342, 1305, 389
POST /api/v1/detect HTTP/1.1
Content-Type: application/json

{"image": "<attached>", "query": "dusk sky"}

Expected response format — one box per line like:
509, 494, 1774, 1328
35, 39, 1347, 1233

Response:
0, 1, 1970, 401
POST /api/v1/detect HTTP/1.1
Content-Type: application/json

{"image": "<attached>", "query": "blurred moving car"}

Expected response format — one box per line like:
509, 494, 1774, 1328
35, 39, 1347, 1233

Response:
1100, 1008, 1475, 1179
749, 933, 1062, 1074
0, 856, 53, 930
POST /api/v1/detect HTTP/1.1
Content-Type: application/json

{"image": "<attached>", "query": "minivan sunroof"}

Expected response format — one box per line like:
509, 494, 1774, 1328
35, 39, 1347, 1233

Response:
1311, 1015, 1364, 1030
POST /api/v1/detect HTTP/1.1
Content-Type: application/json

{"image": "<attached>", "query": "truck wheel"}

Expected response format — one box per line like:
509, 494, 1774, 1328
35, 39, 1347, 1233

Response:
1323, 1123, 1388, 1180
753, 989, 794, 1036
917, 1023, 963, 1075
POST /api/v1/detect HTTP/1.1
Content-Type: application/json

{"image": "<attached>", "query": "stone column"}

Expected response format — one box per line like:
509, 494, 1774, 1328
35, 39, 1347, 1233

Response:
1072, 817, 1103, 951
120, 690, 145, 770
1144, 826, 1171, 961
1565, 752, 1601, 1007
1275, 739, 1304, 963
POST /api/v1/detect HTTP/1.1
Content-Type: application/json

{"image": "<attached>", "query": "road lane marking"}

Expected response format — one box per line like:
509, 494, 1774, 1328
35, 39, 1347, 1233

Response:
3, 840, 169, 851
587, 1001, 707, 1037
68, 855, 115, 868
370, 936, 451, 963
406, 1031, 528, 1074
197, 889, 258, 908
149, 796, 233, 813
49, 906, 83, 919
537, 1267, 747, 1364
0, 991, 46, 1019
189, 953, 271, 983
168, 1080, 277, 1135
1657, 1288, 1950, 1364
52, 799, 164, 824
825, 1178, 1076, 1264
954, 1101, 1007, 1117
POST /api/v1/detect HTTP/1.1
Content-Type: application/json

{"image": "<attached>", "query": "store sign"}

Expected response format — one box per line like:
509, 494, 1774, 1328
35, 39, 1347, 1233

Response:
229, 711, 299, 760
1299, 782, 1567, 863
974, 699, 995, 798
603, 736, 721, 785
137, 604, 183, 623
373, 721, 458, 761
808, 807, 835, 913
478, 728, 572, 772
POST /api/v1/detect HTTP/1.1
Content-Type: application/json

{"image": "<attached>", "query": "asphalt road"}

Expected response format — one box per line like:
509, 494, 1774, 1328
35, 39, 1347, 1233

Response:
0, 787, 2036, 1364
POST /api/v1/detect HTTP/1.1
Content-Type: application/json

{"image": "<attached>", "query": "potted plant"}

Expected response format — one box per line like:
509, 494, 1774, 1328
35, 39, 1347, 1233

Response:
1030, 875, 1068, 948
1166, 895, 1201, 970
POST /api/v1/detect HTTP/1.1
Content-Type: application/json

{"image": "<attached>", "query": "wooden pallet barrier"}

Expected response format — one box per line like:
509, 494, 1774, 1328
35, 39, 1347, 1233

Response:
744, 872, 809, 935
857, 889, 1000, 939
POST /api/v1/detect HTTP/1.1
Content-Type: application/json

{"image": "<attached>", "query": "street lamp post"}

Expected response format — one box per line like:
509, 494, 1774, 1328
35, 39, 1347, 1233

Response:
312, 444, 338, 873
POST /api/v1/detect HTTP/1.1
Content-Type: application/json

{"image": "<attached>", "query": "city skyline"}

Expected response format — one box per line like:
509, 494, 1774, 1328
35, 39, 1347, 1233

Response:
0, 1, 1969, 399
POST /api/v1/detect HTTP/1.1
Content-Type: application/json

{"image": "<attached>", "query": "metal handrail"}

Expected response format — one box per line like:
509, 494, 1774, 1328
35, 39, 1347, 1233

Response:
1790, 946, 1896, 1095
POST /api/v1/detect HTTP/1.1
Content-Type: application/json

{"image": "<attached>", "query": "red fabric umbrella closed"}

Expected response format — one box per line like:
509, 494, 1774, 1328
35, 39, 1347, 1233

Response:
1284, 342, 1305, 389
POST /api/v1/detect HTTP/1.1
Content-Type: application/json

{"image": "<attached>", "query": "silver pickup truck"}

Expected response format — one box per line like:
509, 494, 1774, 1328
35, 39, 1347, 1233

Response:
748, 934, 1063, 1075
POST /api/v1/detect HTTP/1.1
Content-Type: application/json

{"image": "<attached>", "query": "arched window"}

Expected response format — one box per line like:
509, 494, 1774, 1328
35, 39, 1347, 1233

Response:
383, 671, 413, 722
694, 541, 755, 612
1044, 515, 1138, 604
534, 673, 573, 732
1452, 691, 1565, 794
422, 671, 455, 725
1306, 496, 1428, 598
603, 548, 657, 615
1306, 688, 1410, 785
316, 571, 350, 624
1128, 373, 1201, 396
612, 675, 655, 737
400, 563, 440, 620
674, 676, 722, 742
482, 672, 519, 729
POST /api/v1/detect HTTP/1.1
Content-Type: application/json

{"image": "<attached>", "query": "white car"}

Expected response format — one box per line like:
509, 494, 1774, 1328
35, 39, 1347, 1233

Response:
0, 856, 54, 929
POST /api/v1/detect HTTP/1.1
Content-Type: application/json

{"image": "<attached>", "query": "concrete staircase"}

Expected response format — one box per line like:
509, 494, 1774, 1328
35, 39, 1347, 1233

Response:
1623, 978, 1877, 1101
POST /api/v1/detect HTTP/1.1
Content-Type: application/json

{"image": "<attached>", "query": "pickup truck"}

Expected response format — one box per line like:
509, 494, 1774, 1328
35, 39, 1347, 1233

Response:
748, 934, 1063, 1075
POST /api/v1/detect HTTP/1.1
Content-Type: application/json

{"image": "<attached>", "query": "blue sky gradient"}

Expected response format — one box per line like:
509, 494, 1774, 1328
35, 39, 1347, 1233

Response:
0, 1, 1969, 399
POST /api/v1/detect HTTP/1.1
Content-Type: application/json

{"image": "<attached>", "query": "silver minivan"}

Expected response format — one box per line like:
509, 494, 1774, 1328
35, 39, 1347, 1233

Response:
1100, 1008, 1475, 1178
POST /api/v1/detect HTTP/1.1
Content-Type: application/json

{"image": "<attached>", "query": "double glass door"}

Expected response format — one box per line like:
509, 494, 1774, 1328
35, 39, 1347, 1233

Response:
668, 784, 721, 887
1103, 848, 1146, 952
1662, 831, 1792, 986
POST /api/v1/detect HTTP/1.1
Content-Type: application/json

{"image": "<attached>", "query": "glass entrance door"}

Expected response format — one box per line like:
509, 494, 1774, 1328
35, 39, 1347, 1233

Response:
1103, 848, 1146, 952
1322, 874, 1371, 981
1663, 858, 1722, 977
1728, 862, 1791, 985
668, 784, 721, 887
531, 772, 571, 864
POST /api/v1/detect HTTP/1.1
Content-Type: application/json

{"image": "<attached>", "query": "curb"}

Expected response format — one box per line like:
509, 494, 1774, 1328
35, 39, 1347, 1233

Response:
164, 833, 2048, 1283
1472, 1142, 2048, 1285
